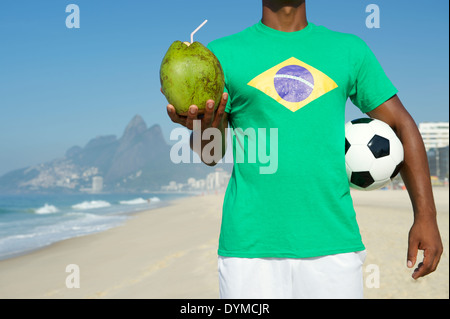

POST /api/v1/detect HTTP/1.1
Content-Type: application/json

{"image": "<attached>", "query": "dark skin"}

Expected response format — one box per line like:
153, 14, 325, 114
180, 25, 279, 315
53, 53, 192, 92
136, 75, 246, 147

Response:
367, 96, 443, 279
165, 0, 443, 280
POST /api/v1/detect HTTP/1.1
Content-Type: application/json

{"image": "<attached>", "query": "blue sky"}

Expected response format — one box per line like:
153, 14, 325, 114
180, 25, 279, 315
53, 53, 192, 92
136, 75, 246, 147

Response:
0, 0, 448, 176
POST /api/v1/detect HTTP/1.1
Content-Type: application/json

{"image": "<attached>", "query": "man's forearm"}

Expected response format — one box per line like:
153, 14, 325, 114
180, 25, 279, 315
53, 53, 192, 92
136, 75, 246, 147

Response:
395, 117, 437, 219
368, 96, 443, 278
190, 119, 228, 166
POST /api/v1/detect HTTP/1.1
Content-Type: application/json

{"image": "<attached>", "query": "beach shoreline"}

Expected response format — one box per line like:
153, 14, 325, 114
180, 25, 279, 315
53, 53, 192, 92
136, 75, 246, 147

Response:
0, 188, 448, 299
0, 195, 187, 262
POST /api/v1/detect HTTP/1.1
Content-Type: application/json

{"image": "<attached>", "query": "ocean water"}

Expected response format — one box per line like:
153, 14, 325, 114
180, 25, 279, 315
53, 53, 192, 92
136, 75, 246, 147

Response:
0, 192, 188, 261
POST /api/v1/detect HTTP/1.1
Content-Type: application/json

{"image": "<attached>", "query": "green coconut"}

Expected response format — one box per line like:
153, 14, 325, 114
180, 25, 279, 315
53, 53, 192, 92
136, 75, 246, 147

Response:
160, 41, 225, 116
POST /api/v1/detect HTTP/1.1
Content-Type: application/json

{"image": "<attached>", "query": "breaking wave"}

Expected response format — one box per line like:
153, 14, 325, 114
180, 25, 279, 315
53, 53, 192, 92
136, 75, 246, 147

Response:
35, 204, 59, 214
72, 200, 111, 210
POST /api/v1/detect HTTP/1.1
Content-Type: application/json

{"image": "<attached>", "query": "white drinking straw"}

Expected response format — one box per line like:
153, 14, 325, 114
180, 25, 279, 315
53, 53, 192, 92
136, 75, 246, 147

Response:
191, 20, 208, 44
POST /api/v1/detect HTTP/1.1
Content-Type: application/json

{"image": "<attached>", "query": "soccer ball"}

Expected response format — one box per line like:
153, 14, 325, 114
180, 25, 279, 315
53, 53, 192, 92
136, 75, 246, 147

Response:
345, 118, 404, 191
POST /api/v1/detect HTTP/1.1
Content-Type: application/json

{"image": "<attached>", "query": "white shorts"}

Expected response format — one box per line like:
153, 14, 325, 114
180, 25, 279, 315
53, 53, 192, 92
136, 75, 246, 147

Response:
218, 251, 366, 299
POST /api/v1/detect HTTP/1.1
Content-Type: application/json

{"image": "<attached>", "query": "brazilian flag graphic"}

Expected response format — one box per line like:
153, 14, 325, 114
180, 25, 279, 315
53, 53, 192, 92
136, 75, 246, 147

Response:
248, 57, 338, 112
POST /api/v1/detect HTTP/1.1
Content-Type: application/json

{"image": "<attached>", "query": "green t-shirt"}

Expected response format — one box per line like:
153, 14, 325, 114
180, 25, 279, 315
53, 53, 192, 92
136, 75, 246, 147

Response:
207, 21, 398, 258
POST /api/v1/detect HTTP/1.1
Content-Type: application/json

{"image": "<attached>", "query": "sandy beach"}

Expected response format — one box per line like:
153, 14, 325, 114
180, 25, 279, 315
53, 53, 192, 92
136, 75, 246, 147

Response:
0, 188, 448, 299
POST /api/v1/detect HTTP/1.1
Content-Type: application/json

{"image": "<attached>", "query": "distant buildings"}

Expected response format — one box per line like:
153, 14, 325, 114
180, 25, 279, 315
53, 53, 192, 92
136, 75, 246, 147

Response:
419, 122, 449, 151
92, 176, 103, 193
161, 168, 231, 193
80, 175, 104, 193
206, 169, 230, 190
427, 146, 449, 181
419, 122, 449, 181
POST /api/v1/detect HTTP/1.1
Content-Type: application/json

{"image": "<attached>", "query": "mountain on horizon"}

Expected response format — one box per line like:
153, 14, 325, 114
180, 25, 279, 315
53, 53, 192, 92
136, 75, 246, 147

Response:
0, 115, 231, 193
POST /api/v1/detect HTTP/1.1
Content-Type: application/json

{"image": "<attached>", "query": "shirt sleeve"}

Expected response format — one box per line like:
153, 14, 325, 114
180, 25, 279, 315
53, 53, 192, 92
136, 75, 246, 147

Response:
207, 42, 232, 114
349, 40, 398, 114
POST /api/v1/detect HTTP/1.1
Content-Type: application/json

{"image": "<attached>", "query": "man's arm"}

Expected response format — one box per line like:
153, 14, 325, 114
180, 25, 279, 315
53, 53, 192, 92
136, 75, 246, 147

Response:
189, 104, 228, 167
167, 93, 229, 166
367, 95, 443, 279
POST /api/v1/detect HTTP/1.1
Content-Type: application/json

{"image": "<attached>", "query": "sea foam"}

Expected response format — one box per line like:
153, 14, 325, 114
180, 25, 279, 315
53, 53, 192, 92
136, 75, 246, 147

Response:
119, 198, 148, 205
35, 204, 59, 214
72, 200, 111, 210
119, 197, 161, 205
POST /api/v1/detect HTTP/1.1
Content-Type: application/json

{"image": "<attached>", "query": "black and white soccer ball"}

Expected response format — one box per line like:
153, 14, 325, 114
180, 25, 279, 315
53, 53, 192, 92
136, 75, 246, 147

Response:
345, 118, 404, 191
